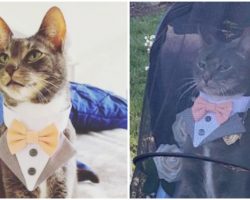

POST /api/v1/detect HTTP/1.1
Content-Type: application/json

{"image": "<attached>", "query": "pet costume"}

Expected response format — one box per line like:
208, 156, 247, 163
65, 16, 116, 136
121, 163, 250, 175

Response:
0, 103, 75, 191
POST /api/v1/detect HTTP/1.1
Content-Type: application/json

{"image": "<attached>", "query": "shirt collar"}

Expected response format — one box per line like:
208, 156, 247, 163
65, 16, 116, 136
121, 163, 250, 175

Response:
3, 100, 71, 132
199, 92, 250, 115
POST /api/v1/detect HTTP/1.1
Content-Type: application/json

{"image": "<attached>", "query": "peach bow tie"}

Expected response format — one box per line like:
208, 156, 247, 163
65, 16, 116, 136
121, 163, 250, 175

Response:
192, 96, 233, 124
7, 120, 59, 156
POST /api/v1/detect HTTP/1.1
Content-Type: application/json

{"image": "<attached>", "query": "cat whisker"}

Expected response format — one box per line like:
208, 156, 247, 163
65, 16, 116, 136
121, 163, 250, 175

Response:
177, 82, 197, 105
46, 76, 62, 82
40, 84, 53, 95
36, 77, 60, 89
217, 84, 224, 97
180, 77, 196, 82
178, 80, 196, 87
220, 82, 230, 97
222, 86, 227, 97
30, 85, 48, 103
37, 91, 47, 103
177, 80, 197, 92
35, 73, 62, 82
178, 77, 197, 85
220, 87, 224, 96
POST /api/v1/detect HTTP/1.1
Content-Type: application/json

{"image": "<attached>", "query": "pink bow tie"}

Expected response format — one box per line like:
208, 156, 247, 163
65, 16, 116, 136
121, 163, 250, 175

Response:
192, 96, 233, 124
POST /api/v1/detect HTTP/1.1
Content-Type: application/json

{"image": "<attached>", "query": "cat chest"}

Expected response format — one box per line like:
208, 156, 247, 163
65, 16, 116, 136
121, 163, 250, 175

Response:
183, 132, 250, 170
39, 182, 47, 198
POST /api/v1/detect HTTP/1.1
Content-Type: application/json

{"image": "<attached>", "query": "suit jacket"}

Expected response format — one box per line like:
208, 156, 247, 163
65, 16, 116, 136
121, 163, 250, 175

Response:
0, 131, 76, 190
175, 108, 246, 146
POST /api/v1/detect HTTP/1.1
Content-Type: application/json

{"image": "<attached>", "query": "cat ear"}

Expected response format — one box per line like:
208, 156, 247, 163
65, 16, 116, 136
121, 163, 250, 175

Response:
0, 17, 12, 50
37, 7, 66, 52
198, 25, 217, 46
235, 27, 250, 58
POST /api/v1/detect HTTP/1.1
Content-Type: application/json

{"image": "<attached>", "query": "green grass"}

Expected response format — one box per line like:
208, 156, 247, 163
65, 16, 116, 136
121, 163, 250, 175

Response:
130, 12, 165, 162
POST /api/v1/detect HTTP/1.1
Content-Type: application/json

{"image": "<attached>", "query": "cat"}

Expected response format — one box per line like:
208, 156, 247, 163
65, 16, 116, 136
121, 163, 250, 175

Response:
194, 28, 250, 98
0, 7, 77, 198
172, 27, 250, 198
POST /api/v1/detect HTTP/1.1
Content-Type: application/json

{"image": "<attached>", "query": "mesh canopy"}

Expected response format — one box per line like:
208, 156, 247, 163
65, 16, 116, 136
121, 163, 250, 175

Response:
131, 3, 250, 198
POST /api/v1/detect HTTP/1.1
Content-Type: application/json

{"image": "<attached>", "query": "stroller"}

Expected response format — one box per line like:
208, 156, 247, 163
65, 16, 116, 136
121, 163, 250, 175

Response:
131, 2, 250, 198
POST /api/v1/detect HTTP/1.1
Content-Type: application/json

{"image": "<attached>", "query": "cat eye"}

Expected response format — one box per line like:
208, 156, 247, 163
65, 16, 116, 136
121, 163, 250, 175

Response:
197, 61, 206, 70
26, 50, 44, 63
0, 53, 9, 65
219, 64, 232, 72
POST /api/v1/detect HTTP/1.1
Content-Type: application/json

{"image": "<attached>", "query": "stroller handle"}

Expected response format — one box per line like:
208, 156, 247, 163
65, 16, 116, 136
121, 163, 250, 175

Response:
133, 152, 250, 172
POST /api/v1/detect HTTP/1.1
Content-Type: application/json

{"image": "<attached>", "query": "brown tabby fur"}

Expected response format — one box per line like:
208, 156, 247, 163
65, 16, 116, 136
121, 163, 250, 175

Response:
0, 7, 77, 197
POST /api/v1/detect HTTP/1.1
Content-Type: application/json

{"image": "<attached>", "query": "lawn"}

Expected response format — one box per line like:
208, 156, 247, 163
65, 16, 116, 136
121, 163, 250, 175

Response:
130, 11, 166, 163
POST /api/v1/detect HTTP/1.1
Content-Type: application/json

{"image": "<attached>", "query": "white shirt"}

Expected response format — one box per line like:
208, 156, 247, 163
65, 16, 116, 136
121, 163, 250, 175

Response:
3, 93, 71, 191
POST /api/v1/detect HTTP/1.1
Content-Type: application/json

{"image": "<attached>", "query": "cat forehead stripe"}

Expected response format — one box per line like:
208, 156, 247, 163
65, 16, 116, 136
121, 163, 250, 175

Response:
10, 40, 26, 58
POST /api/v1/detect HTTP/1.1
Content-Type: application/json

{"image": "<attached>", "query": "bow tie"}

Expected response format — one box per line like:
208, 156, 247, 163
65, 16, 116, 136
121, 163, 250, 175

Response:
7, 120, 59, 156
192, 96, 233, 124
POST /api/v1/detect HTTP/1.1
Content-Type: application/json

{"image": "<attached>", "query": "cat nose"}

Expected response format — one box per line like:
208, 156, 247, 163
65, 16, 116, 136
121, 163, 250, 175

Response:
5, 65, 18, 76
203, 73, 211, 84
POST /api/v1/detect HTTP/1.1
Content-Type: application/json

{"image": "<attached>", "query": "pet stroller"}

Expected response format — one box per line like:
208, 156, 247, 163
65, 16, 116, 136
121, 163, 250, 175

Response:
131, 2, 250, 198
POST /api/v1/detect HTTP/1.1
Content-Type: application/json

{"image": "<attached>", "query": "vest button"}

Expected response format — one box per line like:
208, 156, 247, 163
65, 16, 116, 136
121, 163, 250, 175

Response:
28, 167, 36, 176
205, 116, 212, 122
198, 129, 205, 136
29, 149, 38, 157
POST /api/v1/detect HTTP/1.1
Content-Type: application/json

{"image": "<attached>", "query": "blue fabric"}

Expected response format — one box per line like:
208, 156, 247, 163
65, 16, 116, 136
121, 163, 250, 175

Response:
0, 82, 127, 132
156, 183, 170, 198
77, 160, 93, 171
70, 82, 127, 132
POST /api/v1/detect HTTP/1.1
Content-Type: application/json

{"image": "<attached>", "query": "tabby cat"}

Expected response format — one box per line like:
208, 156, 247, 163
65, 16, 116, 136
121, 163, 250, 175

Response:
0, 7, 77, 198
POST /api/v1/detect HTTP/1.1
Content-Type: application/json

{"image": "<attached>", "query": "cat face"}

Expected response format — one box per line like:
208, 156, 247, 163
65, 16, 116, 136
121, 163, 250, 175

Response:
194, 34, 250, 97
0, 7, 66, 104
